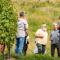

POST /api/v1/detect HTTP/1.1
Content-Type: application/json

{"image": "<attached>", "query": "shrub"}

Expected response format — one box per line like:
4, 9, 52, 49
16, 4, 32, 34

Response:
0, 0, 17, 58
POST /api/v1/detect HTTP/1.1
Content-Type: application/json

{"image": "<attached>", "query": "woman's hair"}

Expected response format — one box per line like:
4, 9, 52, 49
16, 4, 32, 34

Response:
41, 24, 47, 28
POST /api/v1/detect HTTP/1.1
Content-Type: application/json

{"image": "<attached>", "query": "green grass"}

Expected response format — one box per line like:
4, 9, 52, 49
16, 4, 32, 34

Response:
0, 54, 4, 60
12, 54, 60, 60
12, 0, 60, 56
0, 54, 60, 60
1, 0, 60, 60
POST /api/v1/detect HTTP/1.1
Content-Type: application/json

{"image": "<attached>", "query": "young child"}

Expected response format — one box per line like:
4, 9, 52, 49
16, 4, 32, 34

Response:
50, 23, 60, 57
35, 24, 48, 54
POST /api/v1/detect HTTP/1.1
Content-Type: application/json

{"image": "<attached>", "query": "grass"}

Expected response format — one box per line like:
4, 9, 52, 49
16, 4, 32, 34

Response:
1, 0, 60, 60
12, 0, 60, 57
0, 54, 60, 60
0, 54, 4, 60
11, 54, 60, 60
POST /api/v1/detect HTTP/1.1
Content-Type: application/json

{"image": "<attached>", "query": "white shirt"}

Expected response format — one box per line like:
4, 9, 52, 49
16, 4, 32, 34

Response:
16, 18, 28, 37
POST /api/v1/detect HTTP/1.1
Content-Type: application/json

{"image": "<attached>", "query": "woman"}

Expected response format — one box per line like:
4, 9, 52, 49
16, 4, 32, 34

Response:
35, 24, 48, 54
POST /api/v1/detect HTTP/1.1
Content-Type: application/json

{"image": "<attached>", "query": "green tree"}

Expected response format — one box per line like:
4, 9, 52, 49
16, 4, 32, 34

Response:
0, 0, 17, 58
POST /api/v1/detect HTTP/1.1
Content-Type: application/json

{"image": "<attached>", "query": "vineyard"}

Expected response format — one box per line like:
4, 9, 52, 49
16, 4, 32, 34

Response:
0, 0, 60, 60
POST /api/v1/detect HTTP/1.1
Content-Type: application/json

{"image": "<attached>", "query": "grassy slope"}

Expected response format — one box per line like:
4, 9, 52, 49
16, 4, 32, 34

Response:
11, 0, 60, 60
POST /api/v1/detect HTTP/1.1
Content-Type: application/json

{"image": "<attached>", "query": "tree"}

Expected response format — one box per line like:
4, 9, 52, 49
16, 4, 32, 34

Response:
0, 0, 17, 58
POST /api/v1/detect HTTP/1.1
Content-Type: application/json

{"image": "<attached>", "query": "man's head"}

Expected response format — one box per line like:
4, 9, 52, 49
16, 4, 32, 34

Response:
19, 11, 25, 18
53, 23, 58, 30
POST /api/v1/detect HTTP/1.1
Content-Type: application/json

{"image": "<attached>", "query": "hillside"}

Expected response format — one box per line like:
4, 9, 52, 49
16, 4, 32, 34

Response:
11, 0, 60, 56
12, 0, 60, 30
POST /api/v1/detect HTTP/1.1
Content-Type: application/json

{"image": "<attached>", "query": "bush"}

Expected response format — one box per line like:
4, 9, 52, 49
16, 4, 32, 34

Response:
0, 0, 17, 58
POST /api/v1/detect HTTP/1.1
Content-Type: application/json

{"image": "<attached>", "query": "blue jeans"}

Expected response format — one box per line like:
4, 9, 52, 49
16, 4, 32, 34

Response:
15, 37, 25, 55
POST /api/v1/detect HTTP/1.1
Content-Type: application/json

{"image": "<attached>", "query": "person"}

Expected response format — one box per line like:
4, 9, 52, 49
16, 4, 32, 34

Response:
35, 24, 48, 54
23, 36, 29, 55
15, 11, 28, 55
58, 17, 60, 43
50, 23, 60, 57
57, 20, 60, 57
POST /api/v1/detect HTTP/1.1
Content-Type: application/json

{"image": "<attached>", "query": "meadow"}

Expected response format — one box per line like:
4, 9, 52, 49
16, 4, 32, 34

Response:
1, 0, 60, 60
11, 0, 60, 60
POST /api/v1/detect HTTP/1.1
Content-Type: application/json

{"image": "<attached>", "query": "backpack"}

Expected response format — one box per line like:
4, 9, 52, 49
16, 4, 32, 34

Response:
36, 43, 42, 54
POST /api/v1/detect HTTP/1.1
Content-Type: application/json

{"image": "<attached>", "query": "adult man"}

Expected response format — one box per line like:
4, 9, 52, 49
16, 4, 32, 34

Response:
50, 23, 60, 57
15, 12, 28, 55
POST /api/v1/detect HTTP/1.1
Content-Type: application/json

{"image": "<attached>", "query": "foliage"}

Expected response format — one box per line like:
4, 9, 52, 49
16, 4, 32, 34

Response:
0, 0, 17, 46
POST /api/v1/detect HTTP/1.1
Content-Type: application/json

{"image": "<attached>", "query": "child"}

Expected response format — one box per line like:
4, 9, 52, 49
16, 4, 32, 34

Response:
50, 23, 60, 57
